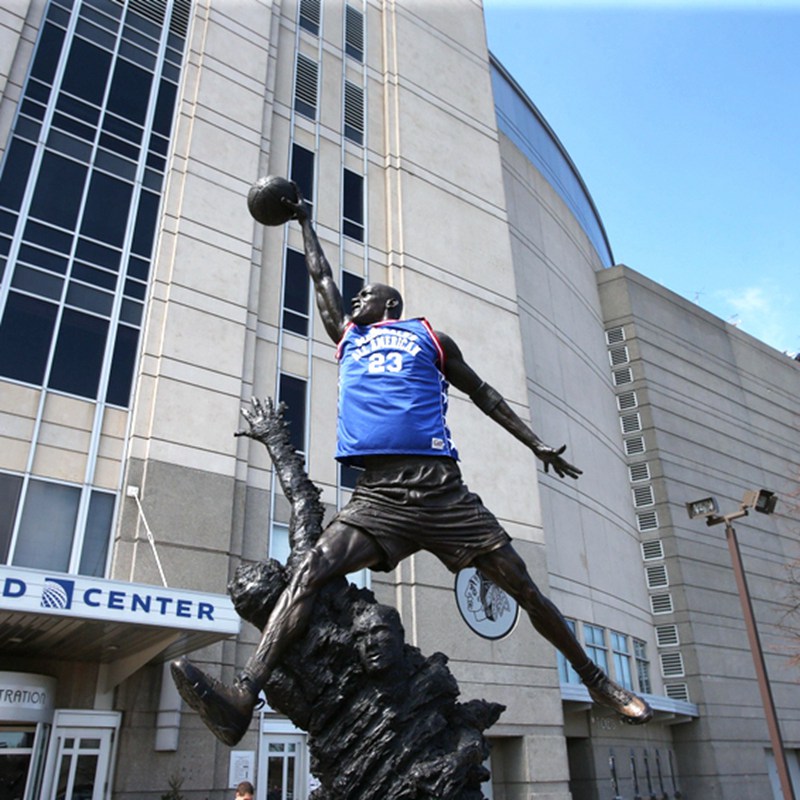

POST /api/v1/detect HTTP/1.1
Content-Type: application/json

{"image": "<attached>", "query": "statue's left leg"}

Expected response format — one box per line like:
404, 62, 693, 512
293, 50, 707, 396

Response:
473, 544, 652, 724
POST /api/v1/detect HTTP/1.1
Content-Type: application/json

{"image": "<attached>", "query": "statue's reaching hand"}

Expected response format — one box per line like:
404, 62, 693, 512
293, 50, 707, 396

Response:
532, 443, 582, 480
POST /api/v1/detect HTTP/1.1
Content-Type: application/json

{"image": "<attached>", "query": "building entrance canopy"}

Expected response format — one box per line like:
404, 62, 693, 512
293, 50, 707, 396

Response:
0, 565, 239, 690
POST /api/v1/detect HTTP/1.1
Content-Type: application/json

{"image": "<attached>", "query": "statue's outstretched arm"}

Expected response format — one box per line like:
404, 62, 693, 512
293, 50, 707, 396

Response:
436, 331, 582, 480
283, 189, 347, 343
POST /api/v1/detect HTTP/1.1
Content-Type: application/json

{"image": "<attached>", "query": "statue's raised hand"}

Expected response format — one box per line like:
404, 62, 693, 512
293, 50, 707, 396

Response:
236, 397, 280, 441
533, 443, 582, 480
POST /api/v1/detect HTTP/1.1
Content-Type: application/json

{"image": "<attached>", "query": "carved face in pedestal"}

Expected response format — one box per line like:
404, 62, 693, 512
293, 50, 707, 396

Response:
353, 605, 404, 675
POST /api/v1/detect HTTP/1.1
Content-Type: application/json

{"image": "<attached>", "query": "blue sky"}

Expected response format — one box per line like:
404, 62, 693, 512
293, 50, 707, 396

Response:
482, 1, 800, 356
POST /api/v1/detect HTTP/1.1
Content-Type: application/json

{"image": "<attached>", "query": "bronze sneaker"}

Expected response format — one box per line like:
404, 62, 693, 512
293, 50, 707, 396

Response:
171, 657, 258, 745
585, 672, 653, 725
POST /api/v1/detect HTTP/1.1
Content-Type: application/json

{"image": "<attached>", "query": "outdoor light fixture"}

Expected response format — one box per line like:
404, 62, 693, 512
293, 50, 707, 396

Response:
685, 488, 777, 527
685, 487, 793, 800
685, 496, 719, 519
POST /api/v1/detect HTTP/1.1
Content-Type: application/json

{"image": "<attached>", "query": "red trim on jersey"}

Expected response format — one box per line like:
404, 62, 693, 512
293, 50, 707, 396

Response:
336, 321, 356, 361
419, 318, 445, 371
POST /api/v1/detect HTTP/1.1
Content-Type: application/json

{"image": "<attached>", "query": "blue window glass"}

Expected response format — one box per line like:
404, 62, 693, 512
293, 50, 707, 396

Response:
0, 138, 36, 211
131, 190, 159, 255
105, 324, 139, 406
282, 249, 309, 336
81, 172, 133, 246
152, 80, 178, 136
30, 23, 66, 84
107, 58, 153, 125
0, 472, 24, 563
341, 271, 363, 316
291, 145, 315, 208
0, 292, 58, 385
279, 374, 307, 453
49, 309, 109, 398
342, 169, 363, 241
29, 152, 88, 229
60, 37, 112, 105
79, 490, 115, 576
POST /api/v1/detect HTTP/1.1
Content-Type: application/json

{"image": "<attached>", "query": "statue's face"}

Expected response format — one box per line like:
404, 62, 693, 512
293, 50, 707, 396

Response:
350, 283, 400, 325
355, 613, 402, 674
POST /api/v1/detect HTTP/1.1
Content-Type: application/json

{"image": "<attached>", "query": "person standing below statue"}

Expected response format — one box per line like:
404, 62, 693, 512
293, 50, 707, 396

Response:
173, 188, 653, 745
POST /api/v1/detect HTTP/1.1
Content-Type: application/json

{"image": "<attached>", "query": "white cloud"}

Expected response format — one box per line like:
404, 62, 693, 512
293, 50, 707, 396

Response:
714, 284, 798, 355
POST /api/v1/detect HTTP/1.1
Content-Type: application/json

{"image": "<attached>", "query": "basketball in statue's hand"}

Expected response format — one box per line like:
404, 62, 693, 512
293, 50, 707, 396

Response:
247, 175, 298, 226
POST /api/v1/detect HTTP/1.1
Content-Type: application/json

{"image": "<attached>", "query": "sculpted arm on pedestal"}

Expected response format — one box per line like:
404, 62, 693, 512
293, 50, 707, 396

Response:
436, 331, 582, 480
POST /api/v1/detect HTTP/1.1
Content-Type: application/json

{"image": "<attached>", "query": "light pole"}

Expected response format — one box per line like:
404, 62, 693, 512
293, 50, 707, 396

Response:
686, 489, 795, 800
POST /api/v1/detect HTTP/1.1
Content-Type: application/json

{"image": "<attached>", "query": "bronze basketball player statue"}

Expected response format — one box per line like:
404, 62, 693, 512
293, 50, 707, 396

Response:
172, 187, 653, 747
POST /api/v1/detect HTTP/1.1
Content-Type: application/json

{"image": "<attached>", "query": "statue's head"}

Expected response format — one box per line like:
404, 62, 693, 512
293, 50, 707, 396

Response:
353, 604, 404, 675
349, 283, 403, 325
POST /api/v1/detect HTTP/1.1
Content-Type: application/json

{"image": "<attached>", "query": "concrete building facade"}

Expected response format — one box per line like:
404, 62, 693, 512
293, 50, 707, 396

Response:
0, 0, 797, 798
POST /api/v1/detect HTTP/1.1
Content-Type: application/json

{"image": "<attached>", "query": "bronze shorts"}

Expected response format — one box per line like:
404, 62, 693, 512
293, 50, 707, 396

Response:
332, 456, 511, 573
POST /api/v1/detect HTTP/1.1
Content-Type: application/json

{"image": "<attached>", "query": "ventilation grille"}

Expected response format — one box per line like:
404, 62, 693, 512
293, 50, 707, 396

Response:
345, 4, 364, 59
606, 327, 625, 345
637, 510, 659, 532
621, 413, 642, 435
641, 539, 664, 561
650, 593, 673, 615
129, 0, 167, 26
633, 485, 655, 508
645, 563, 669, 589
629, 462, 650, 482
613, 367, 633, 386
299, 0, 321, 32
660, 651, 685, 677
617, 390, 638, 411
665, 683, 690, 702
656, 624, 680, 647
344, 81, 364, 135
170, 0, 191, 36
625, 437, 645, 456
295, 54, 319, 114
609, 345, 630, 366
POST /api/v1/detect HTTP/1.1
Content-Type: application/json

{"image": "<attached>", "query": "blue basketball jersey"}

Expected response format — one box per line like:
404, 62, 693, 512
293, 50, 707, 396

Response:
335, 318, 459, 465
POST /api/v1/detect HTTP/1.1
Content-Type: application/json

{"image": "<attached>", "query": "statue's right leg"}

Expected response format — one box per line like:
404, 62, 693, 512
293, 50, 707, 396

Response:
172, 521, 382, 745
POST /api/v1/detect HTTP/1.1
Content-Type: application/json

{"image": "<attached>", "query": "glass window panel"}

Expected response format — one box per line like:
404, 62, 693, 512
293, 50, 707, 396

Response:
95, 149, 137, 180
282, 249, 309, 335
13, 480, 80, 571
75, 17, 116, 49
81, 172, 133, 246
290, 145, 314, 206
105, 324, 139, 407
14, 117, 42, 144
60, 37, 112, 105
12, 265, 64, 299
125, 12, 160, 40
79, 490, 114, 576
30, 22, 66, 84
73, 262, 117, 290
56, 93, 100, 125
29, 152, 88, 230
119, 298, 143, 325
145, 151, 165, 171
152, 80, 177, 136
123, 278, 146, 300
126, 255, 150, 280
131, 190, 159, 256
149, 132, 169, 155
18, 243, 69, 274
23, 219, 73, 252
341, 271, 363, 315
343, 169, 363, 224
278, 374, 307, 453
0, 292, 58, 385
0, 138, 35, 211
52, 111, 97, 142
26, 78, 52, 104
76, 238, 121, 270
122, 24, 159, 53
143, 168, 163, 190
0, 210, 16, 235
81, 3, 120, 32
49, 308, 109, 398
0, 726, 35, 748
85, 0, 122, 20
66, 282, 114, 315
102, 113, 143, 144
98, 132, 139, 160
21, 98, 47, 121
0, 472, 24, 562
46, 129, 94, 161
0, 235, 10, 255
118, 40, 156, 70
107, 58, 153, 125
